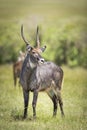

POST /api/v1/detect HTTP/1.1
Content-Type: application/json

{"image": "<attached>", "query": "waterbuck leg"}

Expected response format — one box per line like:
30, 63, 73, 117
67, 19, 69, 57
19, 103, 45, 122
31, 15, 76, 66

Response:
59, 96, 64, 116
57, 90, 64, 116
32, 90, 38, 118
47, 90, 58, 116
52, 95, 58, 116
13, 65, 16, 87
23, 89, 29, 118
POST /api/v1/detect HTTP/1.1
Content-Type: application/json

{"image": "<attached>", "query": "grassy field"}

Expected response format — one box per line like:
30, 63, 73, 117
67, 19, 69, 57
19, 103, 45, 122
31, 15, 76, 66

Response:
0, 0, 87, 129
0, 64, 87, 130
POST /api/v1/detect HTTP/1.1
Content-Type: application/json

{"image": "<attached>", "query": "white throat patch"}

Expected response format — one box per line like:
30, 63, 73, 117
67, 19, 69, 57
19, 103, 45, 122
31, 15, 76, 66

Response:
29, 57, 36, 69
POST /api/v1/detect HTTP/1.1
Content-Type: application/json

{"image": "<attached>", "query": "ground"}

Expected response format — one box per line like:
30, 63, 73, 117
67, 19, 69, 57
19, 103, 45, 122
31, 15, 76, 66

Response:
0, 64, 87, 130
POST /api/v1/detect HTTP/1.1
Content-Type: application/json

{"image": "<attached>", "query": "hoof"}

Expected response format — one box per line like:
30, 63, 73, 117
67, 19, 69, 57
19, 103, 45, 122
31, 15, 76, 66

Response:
23, 115, 27, 119
53, 112, 57, 117
28, 116, 36, 121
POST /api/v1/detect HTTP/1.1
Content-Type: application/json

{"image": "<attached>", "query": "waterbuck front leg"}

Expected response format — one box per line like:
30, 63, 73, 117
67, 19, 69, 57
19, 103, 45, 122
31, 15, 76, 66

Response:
23, 89, 29, 119
32, 90, 38, 118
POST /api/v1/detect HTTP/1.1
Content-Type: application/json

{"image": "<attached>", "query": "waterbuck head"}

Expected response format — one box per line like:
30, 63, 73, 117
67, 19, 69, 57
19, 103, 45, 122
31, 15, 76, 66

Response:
21, 25, 46, 68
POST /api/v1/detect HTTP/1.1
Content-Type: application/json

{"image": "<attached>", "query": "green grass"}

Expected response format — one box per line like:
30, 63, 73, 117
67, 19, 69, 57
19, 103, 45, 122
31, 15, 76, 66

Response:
0, 1, 87, 129
0, 64, 87, 130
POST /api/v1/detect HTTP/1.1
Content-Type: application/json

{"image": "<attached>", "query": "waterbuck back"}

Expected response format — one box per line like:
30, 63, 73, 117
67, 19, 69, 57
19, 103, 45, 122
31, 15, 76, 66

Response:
29, 62, 63, 92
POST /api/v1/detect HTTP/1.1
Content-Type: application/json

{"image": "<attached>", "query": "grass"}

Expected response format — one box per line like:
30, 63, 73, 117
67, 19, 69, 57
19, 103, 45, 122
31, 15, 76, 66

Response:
0, 0, 87, 129
0, 64, 87, 130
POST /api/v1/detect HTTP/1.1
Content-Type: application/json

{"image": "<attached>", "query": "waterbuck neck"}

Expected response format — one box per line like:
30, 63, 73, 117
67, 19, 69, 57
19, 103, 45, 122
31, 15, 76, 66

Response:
28, 55, 37, 69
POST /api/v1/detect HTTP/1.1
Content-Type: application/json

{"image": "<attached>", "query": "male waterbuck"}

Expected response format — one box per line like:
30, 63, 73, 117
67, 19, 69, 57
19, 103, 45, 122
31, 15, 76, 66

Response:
20, 25, 64, 119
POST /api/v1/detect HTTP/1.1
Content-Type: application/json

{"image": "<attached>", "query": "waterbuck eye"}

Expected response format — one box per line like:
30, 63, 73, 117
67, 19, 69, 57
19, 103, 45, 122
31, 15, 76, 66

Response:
32, 51, 36, 54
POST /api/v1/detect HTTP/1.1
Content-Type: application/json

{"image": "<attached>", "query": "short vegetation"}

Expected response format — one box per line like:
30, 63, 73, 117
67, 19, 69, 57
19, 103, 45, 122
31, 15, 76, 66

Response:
0, 0, 87, 130
0, 65, 87, 130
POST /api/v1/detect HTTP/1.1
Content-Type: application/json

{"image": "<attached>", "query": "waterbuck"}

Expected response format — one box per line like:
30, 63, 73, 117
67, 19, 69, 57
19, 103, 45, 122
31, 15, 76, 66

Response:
20, 25, 64, 119
13, 51, 25, 86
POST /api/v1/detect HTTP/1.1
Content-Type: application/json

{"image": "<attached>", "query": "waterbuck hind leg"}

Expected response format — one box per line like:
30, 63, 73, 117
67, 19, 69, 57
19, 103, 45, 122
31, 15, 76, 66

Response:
47, 89, 58, 117
14, 76, 17, 86
59, 96, 64, 116
23, 89, 29, 119
57, 89, 64, 116
52, 95, 58, 116
32, 90, 38, 118
13, 71, 17, 86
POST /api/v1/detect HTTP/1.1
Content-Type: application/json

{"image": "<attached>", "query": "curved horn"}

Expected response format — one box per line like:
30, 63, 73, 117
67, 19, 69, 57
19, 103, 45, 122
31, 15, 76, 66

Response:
36, 26, 40, 48
21, 24, 29, 45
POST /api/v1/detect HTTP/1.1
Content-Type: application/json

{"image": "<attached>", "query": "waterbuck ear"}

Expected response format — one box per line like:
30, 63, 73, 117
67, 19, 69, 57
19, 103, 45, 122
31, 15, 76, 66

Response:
26, 44, 33, 52
40, 45, 46, 52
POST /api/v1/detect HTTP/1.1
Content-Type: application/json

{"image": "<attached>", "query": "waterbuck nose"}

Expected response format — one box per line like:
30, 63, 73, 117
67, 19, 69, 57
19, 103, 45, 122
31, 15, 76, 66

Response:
40, 58, 44, 63
37, 57, 45, 63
